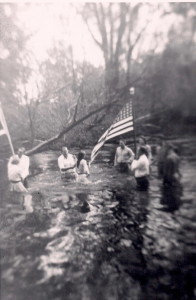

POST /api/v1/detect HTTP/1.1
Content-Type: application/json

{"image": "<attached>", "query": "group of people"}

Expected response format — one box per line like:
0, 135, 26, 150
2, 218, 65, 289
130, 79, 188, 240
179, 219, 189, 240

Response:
58, 147, 90, 182
7, 146, 90, 198
7, 134, 182, 211
114, 137, 151, 191
114, 136, 183, 208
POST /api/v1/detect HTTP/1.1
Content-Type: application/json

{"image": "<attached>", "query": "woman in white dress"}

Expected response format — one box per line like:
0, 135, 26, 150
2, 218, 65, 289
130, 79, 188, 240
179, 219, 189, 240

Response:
7, 155, 28, 206
76, 151, 90, 183
8, 155, 28, 193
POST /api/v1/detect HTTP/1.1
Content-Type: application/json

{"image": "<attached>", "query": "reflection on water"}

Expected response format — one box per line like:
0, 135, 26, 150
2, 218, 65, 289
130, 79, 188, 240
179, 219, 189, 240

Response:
0, 150, 196, 300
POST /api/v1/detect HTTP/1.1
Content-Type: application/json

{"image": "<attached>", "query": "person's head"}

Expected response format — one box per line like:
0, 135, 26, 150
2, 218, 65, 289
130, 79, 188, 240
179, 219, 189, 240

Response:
77, 151, 85, 167
11, 155, 20, 165
138, 136, 146, 145
119, 139, 125, 149
17, 147, 26, 158
157, 134, 166, 146
62, 147, 69, 158
166, 143, 178, 155
138, 146, 148, 158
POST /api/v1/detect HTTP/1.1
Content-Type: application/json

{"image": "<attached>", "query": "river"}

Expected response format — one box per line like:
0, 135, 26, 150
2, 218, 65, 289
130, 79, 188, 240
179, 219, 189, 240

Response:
0, 144, 196, 300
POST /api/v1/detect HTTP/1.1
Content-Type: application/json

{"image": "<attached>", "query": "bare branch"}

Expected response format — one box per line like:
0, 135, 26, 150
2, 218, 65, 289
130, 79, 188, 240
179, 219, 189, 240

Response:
99, 3, 108, 54
114, 3, 128, 61
108, 3, 114, 60
83, 18, 103, 49
26, 98, 121, 155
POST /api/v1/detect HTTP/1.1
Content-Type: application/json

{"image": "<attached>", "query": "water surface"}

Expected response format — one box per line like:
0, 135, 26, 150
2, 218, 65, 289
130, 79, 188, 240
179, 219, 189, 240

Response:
0, 147, 196, 300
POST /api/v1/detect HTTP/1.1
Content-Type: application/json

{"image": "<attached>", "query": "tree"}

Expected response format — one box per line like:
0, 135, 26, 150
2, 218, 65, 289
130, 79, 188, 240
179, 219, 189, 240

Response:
80, 3, 156, 100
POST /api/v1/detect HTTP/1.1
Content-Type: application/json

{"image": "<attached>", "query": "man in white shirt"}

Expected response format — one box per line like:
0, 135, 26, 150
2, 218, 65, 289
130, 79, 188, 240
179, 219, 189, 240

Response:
58, 147, 78, 181
114, 139, 135, 173
131, 146, 150, 191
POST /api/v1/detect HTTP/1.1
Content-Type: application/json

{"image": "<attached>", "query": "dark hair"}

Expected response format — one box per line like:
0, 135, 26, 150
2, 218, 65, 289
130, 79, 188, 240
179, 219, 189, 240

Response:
138, 146, 148, 158
77, 151, 85, 168
11, 155, 20, 165
166, 143, 179, 155
139, 136, 146, 144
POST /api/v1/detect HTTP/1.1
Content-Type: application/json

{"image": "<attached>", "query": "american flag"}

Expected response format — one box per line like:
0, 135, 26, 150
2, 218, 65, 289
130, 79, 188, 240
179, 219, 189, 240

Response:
90, 100, 134, 163
0, 103, 8, 136
0, 103, 15, 154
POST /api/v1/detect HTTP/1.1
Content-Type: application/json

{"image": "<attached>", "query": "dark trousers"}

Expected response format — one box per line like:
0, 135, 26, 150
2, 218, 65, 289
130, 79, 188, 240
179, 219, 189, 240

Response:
161, 177, 183, 210
136, 176, 149, 191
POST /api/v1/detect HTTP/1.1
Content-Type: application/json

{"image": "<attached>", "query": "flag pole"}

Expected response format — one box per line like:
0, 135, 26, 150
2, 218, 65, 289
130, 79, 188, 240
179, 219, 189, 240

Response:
0, 102, 15, 155
129, 87, 137, 155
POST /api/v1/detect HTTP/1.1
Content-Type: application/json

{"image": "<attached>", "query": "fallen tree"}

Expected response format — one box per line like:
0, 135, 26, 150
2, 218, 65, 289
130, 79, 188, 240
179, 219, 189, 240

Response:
26, 95, 170, 156
26, 99, 120, 155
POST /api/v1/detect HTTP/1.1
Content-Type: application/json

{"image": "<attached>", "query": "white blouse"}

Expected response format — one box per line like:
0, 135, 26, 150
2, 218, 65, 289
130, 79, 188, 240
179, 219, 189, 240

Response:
8, 164, 22, 182
131, 154, 150, 178
77, 159, 90, 175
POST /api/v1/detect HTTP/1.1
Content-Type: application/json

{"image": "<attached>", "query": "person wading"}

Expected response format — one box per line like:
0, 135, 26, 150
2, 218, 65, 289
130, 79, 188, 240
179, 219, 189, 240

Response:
7, 155, 28, 204
58, 147, 78, 181
114, 139, 135, 173
137, 136, 152, 164
76, 151, 90, 183
131, 146, 150, 191
161, 143, 183, 211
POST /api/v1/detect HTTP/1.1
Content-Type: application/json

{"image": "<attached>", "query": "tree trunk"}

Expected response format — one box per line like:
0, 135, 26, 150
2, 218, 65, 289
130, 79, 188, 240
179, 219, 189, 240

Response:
26, 99, 120, 155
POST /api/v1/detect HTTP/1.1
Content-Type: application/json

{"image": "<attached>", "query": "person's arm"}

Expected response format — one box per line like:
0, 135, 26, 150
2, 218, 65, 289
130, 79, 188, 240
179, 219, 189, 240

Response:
58, 156, 64, 171
127, 148, 135, 163
131, 158, 140, 171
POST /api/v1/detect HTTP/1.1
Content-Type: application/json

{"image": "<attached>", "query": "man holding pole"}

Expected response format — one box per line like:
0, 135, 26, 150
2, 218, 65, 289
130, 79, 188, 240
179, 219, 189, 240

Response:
114, 139, 135, 173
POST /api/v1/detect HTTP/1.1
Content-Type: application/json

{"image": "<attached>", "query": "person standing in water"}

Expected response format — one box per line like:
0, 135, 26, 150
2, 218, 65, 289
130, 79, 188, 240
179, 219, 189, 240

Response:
7, 155, 34, 212
76, 151, 90, 183
161, 144, 183, 211
131, 147, 150, 191
137, 136, 152, 163
58, 147, 78, 181
8, 147, 30, 188
114, 139, 135, 173
76, 151, 90, 176
7, 155, 28, 202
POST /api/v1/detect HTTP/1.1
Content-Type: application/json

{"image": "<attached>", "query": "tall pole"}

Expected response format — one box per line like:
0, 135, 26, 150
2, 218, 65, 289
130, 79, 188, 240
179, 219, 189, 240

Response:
129, 87, 137, 155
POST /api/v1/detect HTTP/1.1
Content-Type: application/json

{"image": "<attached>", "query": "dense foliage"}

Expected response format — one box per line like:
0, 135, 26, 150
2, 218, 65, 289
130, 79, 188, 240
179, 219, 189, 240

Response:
0, 3, 195, 151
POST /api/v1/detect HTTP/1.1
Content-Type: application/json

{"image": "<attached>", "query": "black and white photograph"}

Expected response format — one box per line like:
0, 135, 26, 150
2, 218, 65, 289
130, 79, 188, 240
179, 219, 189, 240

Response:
0, 1, 196, 299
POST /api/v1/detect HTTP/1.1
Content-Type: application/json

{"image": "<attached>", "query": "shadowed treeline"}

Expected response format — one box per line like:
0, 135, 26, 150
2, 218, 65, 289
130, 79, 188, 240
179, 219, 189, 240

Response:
0, 3, 195, 153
